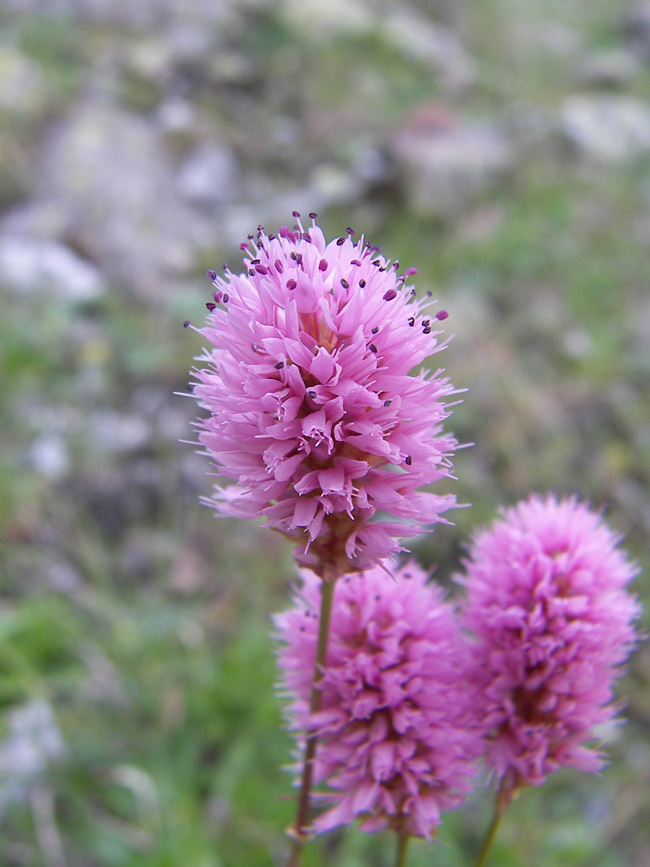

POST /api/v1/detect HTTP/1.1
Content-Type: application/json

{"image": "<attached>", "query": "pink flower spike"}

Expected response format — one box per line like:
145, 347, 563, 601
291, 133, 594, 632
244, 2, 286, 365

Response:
274, 561, 483, 839
191, 218, 459, 576
460, 494, 641, 793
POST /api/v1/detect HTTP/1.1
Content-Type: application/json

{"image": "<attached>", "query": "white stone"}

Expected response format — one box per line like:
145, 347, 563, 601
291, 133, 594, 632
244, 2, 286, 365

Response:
0, 236, 105, 300
382, 9, 476, 91
28, 435, 70, 480
177, 143, 240, 211
279, 0, 373, 39
562, 95, 650, 162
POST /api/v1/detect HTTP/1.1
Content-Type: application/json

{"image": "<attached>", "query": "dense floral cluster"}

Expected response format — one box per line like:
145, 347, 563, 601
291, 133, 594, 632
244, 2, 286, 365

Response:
275, 561, 483, 838
460, 495, 640, 792
187, 216, 642, 859
192, 215, 458, 575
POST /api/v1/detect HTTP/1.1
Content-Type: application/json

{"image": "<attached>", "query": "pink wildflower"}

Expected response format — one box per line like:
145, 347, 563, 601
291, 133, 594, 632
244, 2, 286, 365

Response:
274, 561, 482, 838
192, 215, 458, 575
460, 494, 640, 793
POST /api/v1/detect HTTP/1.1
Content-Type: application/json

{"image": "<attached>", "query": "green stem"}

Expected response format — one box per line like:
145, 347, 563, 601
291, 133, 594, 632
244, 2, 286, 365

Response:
395, 833, 410, 867
473, 780, 511, 867
287, 574, 337, 867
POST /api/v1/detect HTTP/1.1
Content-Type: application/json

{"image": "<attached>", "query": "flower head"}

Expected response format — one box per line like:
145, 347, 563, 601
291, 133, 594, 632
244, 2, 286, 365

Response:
192, 215, 458, 575
460, 494, 640, 792
274, 561, 482, 838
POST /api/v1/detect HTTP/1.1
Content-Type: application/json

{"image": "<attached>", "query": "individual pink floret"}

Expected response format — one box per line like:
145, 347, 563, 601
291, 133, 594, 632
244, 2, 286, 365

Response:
460, 494, 640, 792
274, 561, 483, 838
191, 215, 458, 575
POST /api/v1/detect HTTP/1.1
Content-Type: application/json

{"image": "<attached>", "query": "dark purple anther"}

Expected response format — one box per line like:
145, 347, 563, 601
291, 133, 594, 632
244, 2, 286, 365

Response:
405, 455, 412, 466
207, 269, 217, 281
372, 326, 379, 334
309, 212, 318, 219
408, 316, 415, 327
319, 259, 328, 271
213, 291, 223, 303
255, 264, 268, 274
206, 302, 216, 311
341, 279, 349, 288
404, 267, 418, 277
383, 289, 397, 301
183, 320, 191, 328
359, 279, 366, 288
436, 309, 449, 321
336, 237, 345, 246
292, 210, 301, 218
287, 279, 297, 290
369, 343, 378, 353
275, 361, 285, 369
275, 259, 284, 273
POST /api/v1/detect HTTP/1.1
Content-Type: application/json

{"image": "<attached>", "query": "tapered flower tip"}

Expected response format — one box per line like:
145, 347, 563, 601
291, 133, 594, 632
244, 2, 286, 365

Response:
274, 560, 483, 838
460, 494, 641, 790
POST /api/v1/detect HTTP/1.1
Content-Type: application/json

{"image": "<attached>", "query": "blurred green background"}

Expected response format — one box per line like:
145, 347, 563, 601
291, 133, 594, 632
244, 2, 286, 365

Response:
1, 0, 649, 864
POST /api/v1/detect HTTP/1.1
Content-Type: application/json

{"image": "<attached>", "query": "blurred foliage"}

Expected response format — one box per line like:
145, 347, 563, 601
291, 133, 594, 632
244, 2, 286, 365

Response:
1, 0, 649, 866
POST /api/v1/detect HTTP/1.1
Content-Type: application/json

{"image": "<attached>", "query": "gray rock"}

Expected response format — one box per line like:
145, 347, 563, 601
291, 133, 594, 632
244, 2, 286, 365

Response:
88, 410, 150, 454
0, 46, 46, 116
3, 0, 255, 32
562, 95, 650, 162
382, 9, 476, 92
177, 143, 240, 212
28, 101, 213, 298
575, 50, 640, 89
391, 104, 515, 218
0, 701, 65, 816
0, 236, 105, 300
279, 0, 373, 39
28, 434, 71, 480
624, 2, 650, 58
